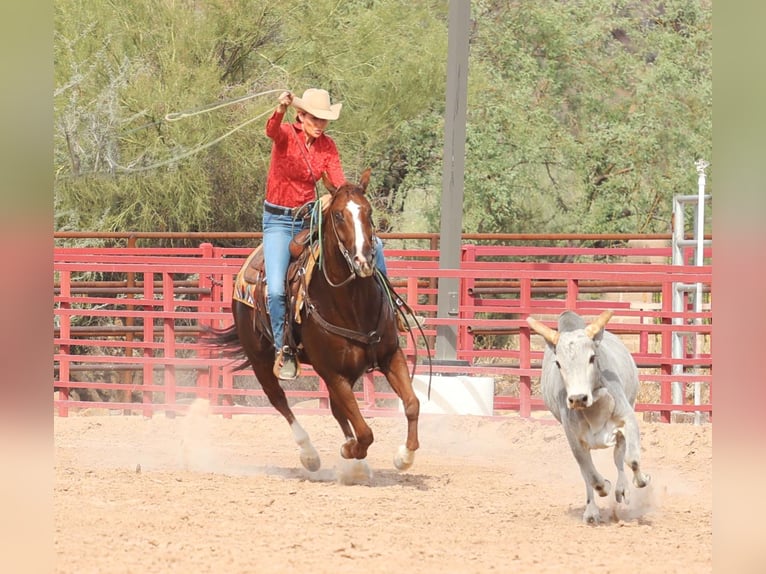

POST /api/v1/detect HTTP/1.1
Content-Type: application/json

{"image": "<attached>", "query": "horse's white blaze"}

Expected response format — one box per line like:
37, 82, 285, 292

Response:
346, 200, 366, 262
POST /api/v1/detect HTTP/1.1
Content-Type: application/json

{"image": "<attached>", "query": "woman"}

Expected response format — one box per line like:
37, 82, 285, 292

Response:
262, 88, 389, 380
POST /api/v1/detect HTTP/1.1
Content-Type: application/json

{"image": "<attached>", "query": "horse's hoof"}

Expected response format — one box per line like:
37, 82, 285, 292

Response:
336, 459, 371, 485
393, 445, 415, 471
300, 448, 321, 472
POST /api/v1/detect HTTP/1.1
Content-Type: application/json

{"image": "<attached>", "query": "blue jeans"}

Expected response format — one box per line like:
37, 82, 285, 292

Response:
263, 208, 388, 350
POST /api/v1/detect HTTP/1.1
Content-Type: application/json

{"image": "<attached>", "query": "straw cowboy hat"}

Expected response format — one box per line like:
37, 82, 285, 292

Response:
292, 88, 342, 120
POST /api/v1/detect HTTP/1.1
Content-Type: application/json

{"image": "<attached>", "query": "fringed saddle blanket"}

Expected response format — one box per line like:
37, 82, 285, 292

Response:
233, 243, 320, 324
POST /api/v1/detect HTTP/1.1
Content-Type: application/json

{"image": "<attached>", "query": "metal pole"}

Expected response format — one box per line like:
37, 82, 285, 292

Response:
435, 0, 470, 361
694, 159, 709, 424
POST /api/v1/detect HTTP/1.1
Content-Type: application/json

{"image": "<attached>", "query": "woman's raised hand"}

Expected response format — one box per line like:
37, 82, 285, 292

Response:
277, 91, 293, 111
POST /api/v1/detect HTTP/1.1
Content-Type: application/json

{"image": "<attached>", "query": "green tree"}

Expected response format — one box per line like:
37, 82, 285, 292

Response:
54, 0, 711, 240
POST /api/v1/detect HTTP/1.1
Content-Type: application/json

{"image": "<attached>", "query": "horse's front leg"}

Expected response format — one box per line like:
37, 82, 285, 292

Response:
329, 394, 356, 454
382, 349, 420, 471
326, 389, 374, 485
323, 374, 375, 484
324, 374, 374, 460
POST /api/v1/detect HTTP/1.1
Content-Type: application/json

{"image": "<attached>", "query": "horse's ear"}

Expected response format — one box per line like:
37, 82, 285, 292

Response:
321, 172, 337, 194
359, 168, 371, 192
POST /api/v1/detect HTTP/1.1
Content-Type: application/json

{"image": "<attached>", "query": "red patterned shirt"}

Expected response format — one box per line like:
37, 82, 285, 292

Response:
264, 110, 346, 208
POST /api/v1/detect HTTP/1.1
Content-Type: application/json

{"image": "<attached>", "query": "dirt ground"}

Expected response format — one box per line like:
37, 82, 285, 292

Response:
54, 402, 712, 573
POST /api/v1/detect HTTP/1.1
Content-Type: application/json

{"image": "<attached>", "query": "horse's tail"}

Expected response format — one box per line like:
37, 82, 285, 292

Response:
200, 323, 252, 371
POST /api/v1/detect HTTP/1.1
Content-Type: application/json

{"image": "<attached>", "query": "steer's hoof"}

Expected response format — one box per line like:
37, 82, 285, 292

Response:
634, 472, 651, 488
583, 503, 602, 524
595, 478, 611, 498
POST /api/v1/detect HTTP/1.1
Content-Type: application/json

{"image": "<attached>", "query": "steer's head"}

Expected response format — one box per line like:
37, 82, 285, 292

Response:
527, 311, 613, 410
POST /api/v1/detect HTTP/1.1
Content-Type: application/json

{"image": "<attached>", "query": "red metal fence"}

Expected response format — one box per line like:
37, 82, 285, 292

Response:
53, 234, 712, 422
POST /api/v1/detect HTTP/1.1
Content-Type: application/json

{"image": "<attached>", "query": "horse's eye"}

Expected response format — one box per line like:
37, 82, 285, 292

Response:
333, 212, 344, 224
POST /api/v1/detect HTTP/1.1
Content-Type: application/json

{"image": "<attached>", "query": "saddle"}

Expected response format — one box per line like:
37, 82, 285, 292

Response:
234, 232, 320, 347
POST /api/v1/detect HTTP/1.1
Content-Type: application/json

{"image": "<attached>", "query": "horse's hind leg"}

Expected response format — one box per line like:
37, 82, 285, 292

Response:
234, 306, 321, 472
249, 361, 321, 472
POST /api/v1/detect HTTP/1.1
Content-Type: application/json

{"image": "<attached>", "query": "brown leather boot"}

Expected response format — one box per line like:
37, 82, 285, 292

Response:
273, 347, 300, 380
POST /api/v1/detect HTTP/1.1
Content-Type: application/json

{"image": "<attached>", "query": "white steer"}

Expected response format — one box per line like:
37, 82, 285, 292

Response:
527, 310, 651, 523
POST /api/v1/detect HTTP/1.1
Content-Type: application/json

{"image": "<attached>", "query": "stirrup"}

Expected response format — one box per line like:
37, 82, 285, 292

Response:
397, 312, 425, 333
273, 347, 300, 380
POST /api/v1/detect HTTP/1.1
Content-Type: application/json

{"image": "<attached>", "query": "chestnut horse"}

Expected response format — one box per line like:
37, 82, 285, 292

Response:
209, 169, 420, 476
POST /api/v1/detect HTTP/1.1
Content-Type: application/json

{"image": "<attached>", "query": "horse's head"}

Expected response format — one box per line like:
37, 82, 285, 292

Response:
320, 168, 377, 280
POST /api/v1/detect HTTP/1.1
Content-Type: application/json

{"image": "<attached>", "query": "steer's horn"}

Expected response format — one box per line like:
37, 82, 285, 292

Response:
526, 316, 560, 345
584, 310, 614, 339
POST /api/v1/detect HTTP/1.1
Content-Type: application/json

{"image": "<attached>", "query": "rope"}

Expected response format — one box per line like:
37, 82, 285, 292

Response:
164, 88, 284, 122
113, 88, 287, 173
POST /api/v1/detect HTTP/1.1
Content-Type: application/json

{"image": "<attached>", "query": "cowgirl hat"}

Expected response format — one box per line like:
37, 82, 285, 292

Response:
292, 88, 342, 120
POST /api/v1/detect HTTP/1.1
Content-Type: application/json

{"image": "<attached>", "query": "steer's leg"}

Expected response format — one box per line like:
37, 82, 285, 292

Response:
622, 412, 651, 488
563, 418, 610, 524
613, 431, 629, 504
575, 448, 610, 524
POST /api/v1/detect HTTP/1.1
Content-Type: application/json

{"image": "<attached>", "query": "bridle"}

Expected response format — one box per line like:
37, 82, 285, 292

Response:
286, 113, 362, 288
319, 192, 379, 288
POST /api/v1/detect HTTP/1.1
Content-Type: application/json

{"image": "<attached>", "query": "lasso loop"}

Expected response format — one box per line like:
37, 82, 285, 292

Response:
164, 88, 285, 122
115, 88, 287, 173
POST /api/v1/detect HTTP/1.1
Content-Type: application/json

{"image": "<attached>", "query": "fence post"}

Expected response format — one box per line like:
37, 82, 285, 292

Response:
518, 278, 532, 418
363, 372, 376, 408
659, 281, 673, 423
122, 235, 137, 413
57, 269, 71, 417
142, 271, 154, 418
197, 243, 214, 403
459, 244, 476, 359
163, 270, 177, 415
566, 278, 579, 309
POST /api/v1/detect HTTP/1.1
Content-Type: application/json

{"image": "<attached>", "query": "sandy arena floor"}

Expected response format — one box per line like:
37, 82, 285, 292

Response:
54, 402, 712, 573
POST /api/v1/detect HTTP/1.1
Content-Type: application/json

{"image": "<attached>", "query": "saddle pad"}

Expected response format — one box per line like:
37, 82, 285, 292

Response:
233, 247, 263, 308
232, 243, 320, 317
